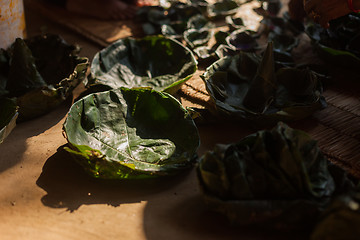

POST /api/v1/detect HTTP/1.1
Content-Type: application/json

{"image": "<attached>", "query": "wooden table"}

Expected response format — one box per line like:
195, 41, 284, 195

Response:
1, 1, 359, 239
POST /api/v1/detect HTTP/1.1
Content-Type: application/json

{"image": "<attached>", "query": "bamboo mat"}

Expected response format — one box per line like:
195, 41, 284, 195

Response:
24, 0, 360, 178
306, 80, 360, 178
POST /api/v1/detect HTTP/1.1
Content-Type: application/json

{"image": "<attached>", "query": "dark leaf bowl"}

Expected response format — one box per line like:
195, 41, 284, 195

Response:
226, 29, 259, 52
184, 28, 214, 49
305, 16, 360, 69
197, 122, 352, 230
201, 43, 326, 125
225, 16, 244, 31
207, 0, 240, 20
0, 34, 89, 121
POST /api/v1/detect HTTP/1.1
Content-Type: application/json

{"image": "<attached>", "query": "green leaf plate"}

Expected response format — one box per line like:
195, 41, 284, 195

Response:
88, 35, 197, 95
63, 87, 200, 179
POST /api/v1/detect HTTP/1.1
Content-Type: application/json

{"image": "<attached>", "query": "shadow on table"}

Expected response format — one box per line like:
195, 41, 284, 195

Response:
141, 121, 312, 240
143, 194, 310, 240
0, 101, 71, 173
36, 145, 192, 212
